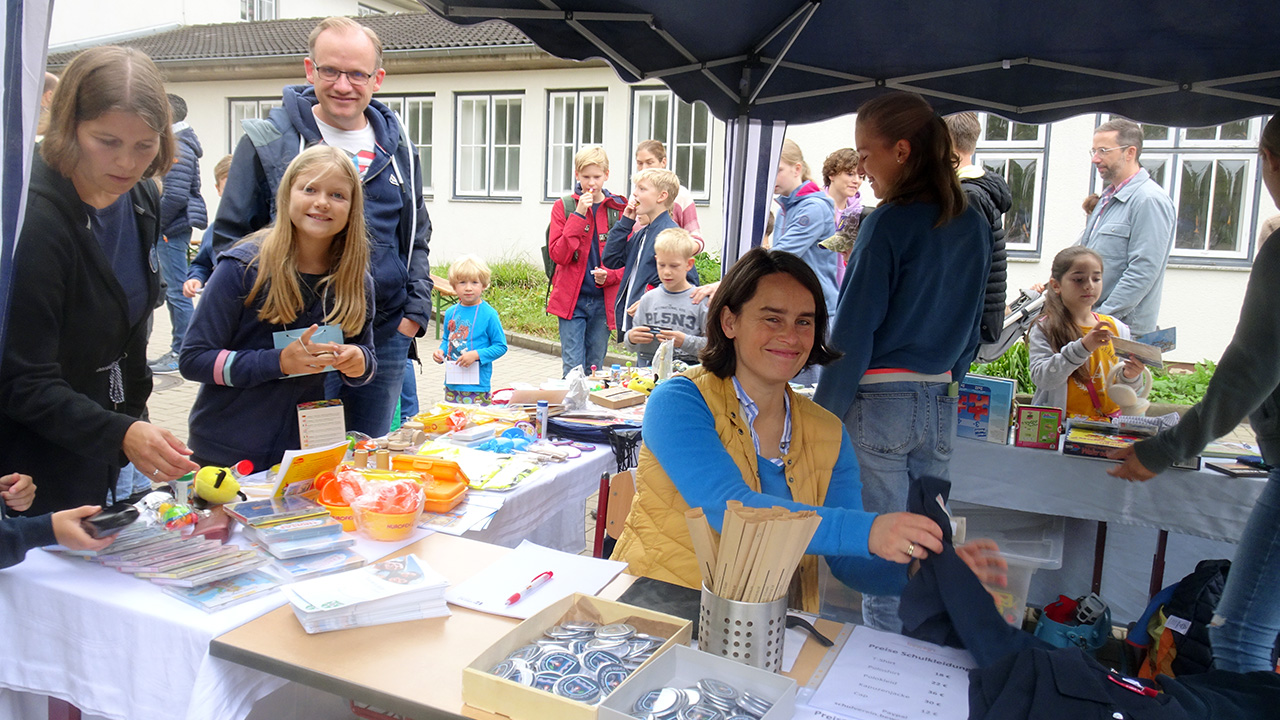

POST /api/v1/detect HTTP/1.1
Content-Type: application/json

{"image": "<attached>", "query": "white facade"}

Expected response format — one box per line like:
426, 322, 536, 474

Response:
48, 9, 1275, 365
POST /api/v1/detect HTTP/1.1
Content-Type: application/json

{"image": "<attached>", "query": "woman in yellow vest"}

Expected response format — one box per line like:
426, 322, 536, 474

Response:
612, 248, 1003, 613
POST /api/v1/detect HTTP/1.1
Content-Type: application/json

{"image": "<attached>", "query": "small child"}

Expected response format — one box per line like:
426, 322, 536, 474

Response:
1028, 246, 1150, 418
183, 153, 234, 298
432, 255, 508, 404
546, 147, 626, 378
626, 229, 709, 367
181, 146, 377, 471
602, 168, 699, 336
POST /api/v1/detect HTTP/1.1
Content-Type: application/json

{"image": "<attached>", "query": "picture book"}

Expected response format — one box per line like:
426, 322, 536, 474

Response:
1013, 405, 1064, 450
162, 570, 280, 612
1061, 419, 1200, 470
268, 548, 366, 583
958, 374, 1016, 444
241, 515, 344, 544
1205, 461, 1270, 478
1134, 326, 1176, 353
249, 533, 355, 561
225, 496, 328, 527
1110, 337, 1164, 369
271, 440, 350, 497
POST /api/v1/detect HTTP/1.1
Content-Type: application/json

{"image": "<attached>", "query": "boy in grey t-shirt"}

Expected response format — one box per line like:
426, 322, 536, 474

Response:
626, 229, 708, 366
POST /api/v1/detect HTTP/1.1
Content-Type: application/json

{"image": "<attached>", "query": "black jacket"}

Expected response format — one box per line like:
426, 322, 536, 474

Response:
0, 152, 161, 515
961, 170, 1013, 344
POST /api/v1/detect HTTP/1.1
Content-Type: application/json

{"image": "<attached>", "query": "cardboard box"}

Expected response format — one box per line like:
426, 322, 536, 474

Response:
462, 594, 693, 720
589, 388, 646, 410
509, 388, 569, 406
598, 645, 797, 720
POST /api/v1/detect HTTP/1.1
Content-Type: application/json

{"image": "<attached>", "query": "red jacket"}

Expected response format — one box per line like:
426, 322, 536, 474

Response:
546, 193, 627, 327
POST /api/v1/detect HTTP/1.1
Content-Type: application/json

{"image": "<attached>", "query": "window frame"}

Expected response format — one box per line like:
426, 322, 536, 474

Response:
544, 88, 608, 201
1095, 115, 1265, 265
226, 97, 282, 153
971, 113, 1051, 257
378, 92, 436, 197
627, 86, 715, 202
453, 91, 524, 201
239, 0, 276, 21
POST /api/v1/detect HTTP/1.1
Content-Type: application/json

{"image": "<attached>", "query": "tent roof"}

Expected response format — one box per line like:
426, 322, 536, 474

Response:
421, 0, 1280, 126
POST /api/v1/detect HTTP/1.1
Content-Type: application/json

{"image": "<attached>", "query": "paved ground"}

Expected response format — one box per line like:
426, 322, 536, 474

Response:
144, 303, 565, 442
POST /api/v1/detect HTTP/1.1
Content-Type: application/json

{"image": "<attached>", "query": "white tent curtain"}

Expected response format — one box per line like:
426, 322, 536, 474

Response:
720, 117, 786, 270
0, 0, 53, 356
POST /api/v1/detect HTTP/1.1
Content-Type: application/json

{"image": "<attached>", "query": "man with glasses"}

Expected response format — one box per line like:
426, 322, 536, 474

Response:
1078, 117, 1175, 335
211, 16, 431, 437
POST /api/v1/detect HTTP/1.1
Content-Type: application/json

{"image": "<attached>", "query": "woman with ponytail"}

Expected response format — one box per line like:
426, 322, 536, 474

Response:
814, 91, 994, 633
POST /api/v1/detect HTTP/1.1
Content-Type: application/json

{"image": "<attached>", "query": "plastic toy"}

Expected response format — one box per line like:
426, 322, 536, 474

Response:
193, 464, 248, 506
630, 375, 656, 396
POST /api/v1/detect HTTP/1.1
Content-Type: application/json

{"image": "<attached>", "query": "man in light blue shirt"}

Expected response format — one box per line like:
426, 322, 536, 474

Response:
1078, 118, 1176, 335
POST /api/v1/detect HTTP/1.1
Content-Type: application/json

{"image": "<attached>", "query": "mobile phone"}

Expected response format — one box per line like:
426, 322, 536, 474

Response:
81, 503, 140, 539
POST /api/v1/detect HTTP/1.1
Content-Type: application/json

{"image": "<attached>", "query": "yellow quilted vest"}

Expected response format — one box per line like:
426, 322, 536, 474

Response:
611, 366, 844, 613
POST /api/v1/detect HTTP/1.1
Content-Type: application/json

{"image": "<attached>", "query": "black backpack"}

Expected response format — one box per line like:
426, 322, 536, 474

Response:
542, 195, 622, 284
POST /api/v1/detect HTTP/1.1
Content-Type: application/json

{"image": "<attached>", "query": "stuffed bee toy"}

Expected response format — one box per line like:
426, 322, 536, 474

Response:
192, 466, 247, 507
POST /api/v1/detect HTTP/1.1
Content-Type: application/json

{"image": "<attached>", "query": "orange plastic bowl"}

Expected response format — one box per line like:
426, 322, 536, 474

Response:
355, 508, 420, 541
321, 501, 356, 532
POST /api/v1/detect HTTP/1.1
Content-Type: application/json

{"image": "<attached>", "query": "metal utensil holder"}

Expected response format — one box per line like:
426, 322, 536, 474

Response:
698, 584, 787, 672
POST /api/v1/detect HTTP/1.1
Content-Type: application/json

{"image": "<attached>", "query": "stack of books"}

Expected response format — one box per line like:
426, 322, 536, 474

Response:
281, 553, 450, 633
227, 496, 364, 582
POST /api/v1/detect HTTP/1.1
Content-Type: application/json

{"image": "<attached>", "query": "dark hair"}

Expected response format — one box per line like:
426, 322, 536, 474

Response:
1262, 113, 1280, 157
821, 148, 859, 187
167, 93, 187, 122
700, 248, 841, 378
856, 91, 965, 227
41, 46, 174, 179
1039, 246, 1105, 385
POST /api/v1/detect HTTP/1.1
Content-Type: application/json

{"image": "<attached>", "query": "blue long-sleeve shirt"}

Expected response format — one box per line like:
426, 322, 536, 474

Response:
643, 376, 906, 597
438, 300, 507, 393
0, 514, 56, 569
815, 202, 992, 421
180, 241, 376, 469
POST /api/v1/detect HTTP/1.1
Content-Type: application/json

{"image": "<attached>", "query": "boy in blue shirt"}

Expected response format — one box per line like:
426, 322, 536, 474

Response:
432, 256, 508, 404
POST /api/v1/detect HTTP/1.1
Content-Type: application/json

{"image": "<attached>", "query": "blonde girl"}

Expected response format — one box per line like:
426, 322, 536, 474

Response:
181, 146, 377, 470
1029, 246, 1149, 418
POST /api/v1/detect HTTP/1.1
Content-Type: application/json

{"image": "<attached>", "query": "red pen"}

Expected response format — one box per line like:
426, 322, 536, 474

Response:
506, 570, 554, 606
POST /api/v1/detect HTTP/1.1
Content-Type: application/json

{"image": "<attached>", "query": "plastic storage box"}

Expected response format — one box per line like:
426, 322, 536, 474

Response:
952, 502, 1064, 626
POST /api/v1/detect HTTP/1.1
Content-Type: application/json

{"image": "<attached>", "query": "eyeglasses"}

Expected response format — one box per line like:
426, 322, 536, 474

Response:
311, 63, 375, 86
1088, 145, 1133, 159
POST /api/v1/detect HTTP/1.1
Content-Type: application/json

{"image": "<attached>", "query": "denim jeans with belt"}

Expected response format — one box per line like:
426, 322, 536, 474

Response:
1210, 467, 1280, 671
843, 380, 957, 633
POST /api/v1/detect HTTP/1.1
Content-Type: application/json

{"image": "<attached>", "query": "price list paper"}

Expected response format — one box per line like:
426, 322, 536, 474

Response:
799, 625, 975, 720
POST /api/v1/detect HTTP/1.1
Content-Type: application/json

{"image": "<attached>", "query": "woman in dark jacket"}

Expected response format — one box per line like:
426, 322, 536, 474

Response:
0, 46, 199, 516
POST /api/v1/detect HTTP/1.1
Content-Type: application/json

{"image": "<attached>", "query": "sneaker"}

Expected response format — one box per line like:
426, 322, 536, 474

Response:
148, 351, 180, 375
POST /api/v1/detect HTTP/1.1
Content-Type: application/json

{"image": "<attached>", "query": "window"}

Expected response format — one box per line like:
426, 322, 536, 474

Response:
239, 0, 275, 21
1109, 118, 1263, 261
379, 95, 434, 195
227, 98, 282, 152
455, 93, 522, 199
545, 90, 606, 199
630, 88, 713, 200
972, 113, 1048, 254
357, 4, 385, 16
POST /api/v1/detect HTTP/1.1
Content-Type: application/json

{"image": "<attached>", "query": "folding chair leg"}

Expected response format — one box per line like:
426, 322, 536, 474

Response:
592, 472, 610, 558
49, 698, 82, 720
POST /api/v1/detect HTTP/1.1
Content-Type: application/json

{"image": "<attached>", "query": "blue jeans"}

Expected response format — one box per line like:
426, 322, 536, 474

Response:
843, 380, 957, 633
1210, 468, 1280, 671
158, 229, 195, 355
328, 319, 412, 437
112, 463, 152, 503
558, 293, 610, 378
400, 357, 420, 422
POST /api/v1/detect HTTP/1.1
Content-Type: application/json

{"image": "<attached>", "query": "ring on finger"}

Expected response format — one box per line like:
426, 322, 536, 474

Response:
905, 541, 916, 558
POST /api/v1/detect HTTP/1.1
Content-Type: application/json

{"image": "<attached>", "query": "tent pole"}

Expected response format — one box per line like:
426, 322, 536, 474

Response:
747, 2, 821, 106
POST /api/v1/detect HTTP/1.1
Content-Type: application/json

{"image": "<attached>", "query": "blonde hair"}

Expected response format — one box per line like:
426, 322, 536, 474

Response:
654, 228, 699, 260
636, 139, 667, 163
244, 146, 369, 336
574, 146, 610, 174
448, 255, 492, 287
308, 17, 383, 69
944, 112, 982, 155
779, 139, 814, 183
41, 46, 175, 180
632, 168, 680, 209
213, 154, 234, 186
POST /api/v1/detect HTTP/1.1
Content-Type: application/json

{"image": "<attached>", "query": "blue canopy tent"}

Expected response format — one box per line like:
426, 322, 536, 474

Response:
418, 0, 1280, 267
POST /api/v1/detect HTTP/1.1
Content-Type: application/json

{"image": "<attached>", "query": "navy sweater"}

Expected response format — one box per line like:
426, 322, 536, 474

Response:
602, 210, 698, 333
814, 202, 992, 421
180, 242, 376, 470
0, 515, 56, 569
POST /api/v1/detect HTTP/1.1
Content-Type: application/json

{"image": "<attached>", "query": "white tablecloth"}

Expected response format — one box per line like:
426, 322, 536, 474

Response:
464, 444, 615, 552
0, 526, 432, 720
